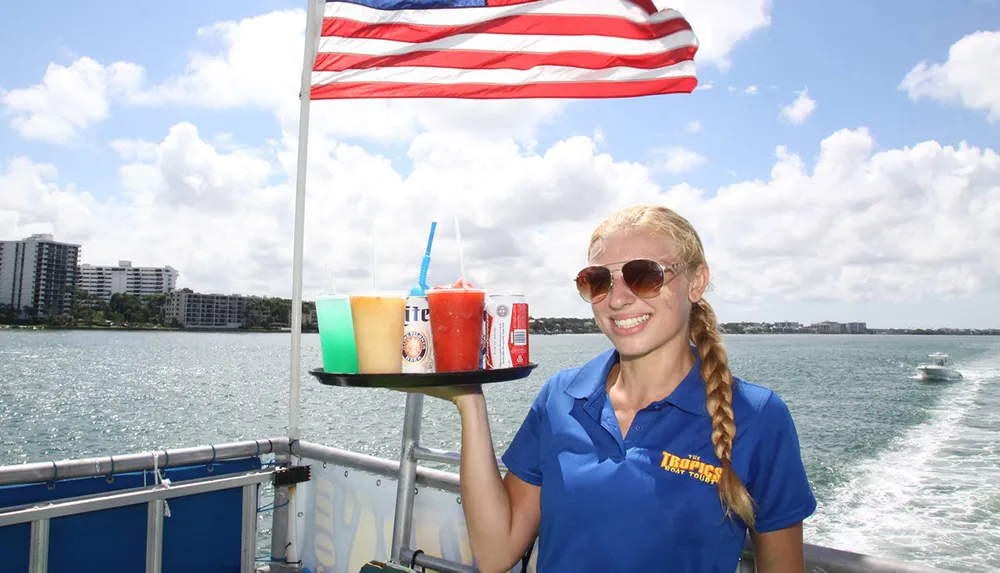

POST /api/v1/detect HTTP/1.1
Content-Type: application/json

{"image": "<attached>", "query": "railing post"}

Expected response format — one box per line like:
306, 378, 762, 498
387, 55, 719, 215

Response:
29, 518, 49, 573
145, 500, 165, 573
390, 392, 424, 563
241, 484, 259, 572
270, 451, 291, 565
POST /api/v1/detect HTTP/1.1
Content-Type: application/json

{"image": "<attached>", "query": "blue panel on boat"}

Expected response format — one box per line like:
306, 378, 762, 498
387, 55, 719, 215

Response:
0, 457, 261, 573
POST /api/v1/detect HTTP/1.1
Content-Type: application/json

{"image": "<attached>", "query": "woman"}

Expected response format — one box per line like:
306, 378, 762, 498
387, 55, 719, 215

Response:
424, 205, 816, 572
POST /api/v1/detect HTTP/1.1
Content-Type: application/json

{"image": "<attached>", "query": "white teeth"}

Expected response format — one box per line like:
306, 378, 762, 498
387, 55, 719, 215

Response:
613, 314, 650, 329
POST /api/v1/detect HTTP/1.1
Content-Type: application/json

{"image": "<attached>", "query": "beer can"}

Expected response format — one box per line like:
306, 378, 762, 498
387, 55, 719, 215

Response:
485, 294, 530, 369
402, 296, 435, 373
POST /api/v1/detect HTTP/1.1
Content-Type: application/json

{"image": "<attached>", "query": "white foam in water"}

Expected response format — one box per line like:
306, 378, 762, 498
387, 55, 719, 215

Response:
807, 359, 1000, 570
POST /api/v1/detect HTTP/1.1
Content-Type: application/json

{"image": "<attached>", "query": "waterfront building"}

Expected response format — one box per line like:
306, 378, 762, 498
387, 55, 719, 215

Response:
78, 260, 179, 301
164, 289, 247, 328
0, 233, 80, 316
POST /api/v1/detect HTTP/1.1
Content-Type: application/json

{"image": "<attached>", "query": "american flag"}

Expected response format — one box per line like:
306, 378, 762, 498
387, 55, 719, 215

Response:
310, 0, 699, 100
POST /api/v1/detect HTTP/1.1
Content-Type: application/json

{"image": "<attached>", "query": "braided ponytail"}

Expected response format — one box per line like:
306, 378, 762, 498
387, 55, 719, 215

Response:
690, 299, 756, 528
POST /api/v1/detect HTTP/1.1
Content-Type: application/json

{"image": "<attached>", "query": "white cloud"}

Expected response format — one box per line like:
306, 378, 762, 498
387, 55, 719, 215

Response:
1, 57, 144, 145
780, 89, 817, 124
3, 125, 999, 317
669, 0, 773, 69
665, 128, 1000, 304
656, 146, 707, 173
745, 85, 760, 95
900, 30, 1000, 122
685, 120, 703, 133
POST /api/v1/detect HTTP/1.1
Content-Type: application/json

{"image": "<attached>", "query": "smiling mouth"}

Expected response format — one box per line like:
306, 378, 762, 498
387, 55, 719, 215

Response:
613, 314, 650, 329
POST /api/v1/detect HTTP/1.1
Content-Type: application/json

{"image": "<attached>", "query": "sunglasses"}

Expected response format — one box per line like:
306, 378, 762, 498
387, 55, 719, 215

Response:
574, 258, 686, 304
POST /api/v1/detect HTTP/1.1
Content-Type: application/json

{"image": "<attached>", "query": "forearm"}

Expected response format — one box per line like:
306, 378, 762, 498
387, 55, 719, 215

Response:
455, 394, 517, 571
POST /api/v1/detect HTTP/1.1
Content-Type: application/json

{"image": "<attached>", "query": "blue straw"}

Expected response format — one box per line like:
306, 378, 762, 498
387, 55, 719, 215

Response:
409, 221, 437, 296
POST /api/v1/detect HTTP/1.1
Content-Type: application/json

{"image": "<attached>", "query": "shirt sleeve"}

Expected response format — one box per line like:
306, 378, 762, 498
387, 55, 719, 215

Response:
500, 381, 552, 487
747, 392, 818, 533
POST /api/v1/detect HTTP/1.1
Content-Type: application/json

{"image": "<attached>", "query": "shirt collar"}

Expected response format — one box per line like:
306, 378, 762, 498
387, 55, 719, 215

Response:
564, 346, 709, 418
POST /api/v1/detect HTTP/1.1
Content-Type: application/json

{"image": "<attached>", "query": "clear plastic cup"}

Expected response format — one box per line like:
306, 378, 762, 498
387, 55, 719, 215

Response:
349, 292, 406, 374
427, 287, 486, 372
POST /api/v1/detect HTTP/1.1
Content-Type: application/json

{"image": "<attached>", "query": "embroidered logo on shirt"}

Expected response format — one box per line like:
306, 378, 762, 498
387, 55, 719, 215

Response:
660, 451, 723, 485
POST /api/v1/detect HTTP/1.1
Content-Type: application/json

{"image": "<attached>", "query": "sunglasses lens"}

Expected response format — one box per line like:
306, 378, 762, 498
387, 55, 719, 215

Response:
622, 259, 665, 298
575, 266, 611, 303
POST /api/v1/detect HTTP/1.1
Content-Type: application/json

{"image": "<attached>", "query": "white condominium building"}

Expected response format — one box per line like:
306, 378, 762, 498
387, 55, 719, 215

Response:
0, 234, 81, 316
79, 260, 179, 300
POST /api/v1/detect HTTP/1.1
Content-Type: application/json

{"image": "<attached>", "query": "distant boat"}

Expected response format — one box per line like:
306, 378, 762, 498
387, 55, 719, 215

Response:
917, 353, 963, 382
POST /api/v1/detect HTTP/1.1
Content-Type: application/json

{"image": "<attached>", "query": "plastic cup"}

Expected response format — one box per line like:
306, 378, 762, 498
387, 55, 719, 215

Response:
316, 295, 359, 374
427, 287, 486, 372
350, 292, 406, 374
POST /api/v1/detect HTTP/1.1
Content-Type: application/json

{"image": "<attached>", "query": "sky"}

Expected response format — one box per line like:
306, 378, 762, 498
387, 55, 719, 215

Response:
1, 0, 998, 329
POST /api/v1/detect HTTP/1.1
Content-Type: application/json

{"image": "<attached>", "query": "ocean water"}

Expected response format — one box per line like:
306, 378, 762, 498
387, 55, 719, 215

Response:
1, 330, 998, 571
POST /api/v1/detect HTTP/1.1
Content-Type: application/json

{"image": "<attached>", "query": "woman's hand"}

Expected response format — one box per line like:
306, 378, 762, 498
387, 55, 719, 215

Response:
397, 383, 484, 406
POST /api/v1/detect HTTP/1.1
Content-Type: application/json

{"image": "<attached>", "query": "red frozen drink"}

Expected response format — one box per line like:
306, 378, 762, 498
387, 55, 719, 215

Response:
427, 279, 486, 372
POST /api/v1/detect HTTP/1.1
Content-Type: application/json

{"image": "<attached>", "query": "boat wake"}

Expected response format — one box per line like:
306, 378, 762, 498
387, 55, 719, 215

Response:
806, 358, 1000, 571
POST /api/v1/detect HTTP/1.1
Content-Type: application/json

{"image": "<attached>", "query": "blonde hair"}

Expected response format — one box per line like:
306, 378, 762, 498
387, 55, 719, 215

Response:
588, 204, 756, 529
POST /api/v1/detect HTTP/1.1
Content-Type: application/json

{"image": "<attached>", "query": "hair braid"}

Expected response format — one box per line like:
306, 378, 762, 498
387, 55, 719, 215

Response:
690, 299, 756, 528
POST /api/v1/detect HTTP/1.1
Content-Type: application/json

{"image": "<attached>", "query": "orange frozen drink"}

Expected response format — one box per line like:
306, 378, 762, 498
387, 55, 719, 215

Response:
350, 293, 406, 374
427, 279, 486, 372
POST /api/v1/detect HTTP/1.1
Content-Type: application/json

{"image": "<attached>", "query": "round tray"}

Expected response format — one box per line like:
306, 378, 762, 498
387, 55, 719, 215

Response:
309, 363, 538, 388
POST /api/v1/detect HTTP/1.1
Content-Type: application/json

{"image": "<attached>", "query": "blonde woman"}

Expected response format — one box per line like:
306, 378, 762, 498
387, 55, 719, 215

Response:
424, 205, 816, 572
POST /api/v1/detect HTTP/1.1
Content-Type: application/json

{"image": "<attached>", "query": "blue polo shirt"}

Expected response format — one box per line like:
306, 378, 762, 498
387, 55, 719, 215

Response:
501, 348, 816, 572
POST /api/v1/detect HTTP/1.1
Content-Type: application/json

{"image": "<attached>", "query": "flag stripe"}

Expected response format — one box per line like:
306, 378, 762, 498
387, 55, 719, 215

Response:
311, 76, 696, 99
315, 45, 695, 72
317, 30, 696, 59
321, 13, 691, 42
324, 0, 684, 26
313, 59, 694, 85
312, 0, 699, 100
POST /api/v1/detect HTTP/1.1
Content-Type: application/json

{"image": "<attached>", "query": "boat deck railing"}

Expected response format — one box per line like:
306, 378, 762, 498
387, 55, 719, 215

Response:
0, 397, 952, 573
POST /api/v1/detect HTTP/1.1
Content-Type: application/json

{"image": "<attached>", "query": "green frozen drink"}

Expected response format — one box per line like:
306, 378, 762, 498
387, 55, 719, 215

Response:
316, 295, 359, 373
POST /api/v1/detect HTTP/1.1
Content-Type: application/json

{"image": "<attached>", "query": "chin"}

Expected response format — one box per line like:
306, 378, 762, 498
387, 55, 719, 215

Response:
611, 337, 661, 360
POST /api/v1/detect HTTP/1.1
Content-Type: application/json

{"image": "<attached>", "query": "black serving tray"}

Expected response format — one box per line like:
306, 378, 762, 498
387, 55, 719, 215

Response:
309, 363, 538, 388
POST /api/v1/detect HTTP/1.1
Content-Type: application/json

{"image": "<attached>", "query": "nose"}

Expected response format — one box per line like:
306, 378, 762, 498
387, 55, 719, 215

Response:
606, 269, 635, 310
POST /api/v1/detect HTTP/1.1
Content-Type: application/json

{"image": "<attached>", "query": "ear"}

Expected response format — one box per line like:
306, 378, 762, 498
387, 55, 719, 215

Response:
687, 263, 710, 303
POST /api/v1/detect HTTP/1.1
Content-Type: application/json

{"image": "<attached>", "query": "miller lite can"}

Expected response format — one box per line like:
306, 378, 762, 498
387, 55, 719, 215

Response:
485, 295, 529, 369
402, 296, 435, 373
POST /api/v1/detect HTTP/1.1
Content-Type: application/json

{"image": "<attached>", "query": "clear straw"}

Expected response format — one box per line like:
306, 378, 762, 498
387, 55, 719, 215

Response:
372, 219, 379, 292
454, 215, 466, 281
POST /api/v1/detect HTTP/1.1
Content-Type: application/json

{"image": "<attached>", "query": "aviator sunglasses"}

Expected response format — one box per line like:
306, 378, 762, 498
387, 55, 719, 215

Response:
574, 259, 686, 304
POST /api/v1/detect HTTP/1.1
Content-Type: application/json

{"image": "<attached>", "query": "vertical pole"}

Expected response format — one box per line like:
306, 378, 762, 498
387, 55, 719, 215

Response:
29, 518, 49, 573
276, 0, 322, 565
288, 0, 322, 444
145, 500, 165, 573
390, 393, 424, 563
269, 482, 291, 564
241, 484, 259, 573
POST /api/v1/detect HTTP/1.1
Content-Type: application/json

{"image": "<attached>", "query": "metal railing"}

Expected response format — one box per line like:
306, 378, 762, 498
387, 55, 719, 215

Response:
0, 432, 953, 573
1, 469, 275, 573
0, 439, 289, 573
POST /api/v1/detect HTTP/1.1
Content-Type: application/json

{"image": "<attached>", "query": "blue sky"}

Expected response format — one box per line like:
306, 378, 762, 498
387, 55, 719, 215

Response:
1, 0, 999, 328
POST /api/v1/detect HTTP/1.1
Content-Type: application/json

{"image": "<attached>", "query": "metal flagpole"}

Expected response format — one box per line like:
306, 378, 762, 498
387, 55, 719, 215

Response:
288, 0, 323, 444
271, 0, 322, 567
